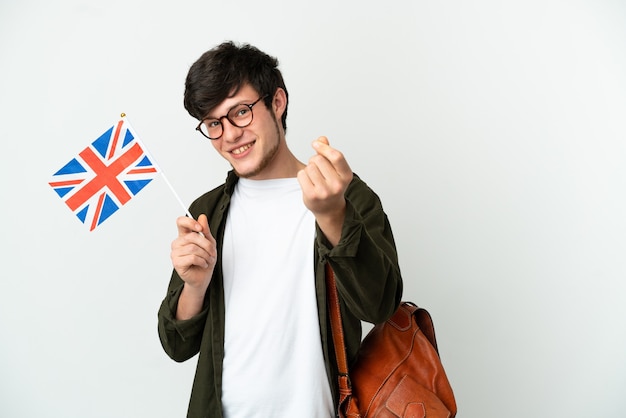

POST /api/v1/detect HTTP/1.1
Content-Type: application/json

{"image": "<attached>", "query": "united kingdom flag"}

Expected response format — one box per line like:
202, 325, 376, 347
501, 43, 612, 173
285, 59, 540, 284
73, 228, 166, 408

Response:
49, 117, 159, 231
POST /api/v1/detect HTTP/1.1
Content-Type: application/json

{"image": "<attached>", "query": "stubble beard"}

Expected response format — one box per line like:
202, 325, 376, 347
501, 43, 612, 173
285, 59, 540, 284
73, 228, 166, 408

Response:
234, 118, 282, 179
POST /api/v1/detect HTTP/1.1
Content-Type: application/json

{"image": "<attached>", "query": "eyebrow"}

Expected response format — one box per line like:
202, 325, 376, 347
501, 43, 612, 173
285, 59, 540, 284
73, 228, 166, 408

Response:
204, 99, 256, 120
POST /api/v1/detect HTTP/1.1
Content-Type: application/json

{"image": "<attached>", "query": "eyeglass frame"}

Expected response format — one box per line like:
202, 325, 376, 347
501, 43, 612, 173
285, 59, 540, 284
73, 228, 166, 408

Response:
195, 95, 269, 140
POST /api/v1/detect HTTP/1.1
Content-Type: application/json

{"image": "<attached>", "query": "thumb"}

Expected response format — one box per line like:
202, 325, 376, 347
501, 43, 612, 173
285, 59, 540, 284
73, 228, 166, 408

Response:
315, 136, 330, 147
197, 214, 211, 239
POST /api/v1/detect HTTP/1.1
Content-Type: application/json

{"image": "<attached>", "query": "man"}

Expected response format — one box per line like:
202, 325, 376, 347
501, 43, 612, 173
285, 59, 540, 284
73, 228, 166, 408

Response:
158, 41, 403, 417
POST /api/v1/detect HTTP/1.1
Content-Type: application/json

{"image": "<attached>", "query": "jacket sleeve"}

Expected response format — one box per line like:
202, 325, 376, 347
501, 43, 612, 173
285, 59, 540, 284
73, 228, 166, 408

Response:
157, 269, 209, 362
317, 175, 403, 324
156, 181, 229, 364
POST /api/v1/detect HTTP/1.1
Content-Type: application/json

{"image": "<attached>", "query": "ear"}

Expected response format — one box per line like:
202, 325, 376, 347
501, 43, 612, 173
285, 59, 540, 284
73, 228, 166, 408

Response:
272, 88, 287, 120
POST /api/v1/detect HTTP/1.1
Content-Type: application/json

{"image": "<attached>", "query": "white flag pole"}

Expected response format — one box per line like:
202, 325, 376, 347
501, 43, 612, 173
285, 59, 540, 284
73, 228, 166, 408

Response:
121, 113, 196, 221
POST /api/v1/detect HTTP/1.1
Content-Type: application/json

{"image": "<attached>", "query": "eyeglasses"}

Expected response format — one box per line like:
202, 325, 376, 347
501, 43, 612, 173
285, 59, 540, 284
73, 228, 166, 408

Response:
195, 95, 268, 140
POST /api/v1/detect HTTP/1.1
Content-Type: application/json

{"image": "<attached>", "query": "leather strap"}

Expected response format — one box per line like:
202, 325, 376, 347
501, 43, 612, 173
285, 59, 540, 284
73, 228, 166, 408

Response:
325, 263, 353, 405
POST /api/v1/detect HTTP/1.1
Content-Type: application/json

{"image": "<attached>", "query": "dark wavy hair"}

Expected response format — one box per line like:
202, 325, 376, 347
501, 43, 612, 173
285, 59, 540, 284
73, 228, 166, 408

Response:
183, 41, 289, 131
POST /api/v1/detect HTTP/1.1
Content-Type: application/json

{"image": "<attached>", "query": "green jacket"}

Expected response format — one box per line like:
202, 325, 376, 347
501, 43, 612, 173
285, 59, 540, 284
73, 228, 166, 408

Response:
158, 171, 402, 417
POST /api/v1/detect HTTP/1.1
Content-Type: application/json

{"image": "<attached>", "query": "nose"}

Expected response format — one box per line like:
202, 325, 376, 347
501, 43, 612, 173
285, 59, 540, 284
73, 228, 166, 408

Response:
220, 117, 243, 143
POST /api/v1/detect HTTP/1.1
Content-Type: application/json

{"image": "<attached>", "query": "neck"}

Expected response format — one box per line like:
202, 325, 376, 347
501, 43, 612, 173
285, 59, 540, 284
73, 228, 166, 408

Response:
255, 151, 305, 180
246, 135, 305, 180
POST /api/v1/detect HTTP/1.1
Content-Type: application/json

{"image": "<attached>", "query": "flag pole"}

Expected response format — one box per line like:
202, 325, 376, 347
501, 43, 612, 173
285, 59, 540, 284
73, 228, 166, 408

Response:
121, 113, 195, 221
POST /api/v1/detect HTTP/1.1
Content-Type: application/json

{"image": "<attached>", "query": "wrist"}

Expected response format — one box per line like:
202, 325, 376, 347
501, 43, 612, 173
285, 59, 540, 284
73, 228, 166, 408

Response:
182, 281, 209, 300
315, 202, 346, 247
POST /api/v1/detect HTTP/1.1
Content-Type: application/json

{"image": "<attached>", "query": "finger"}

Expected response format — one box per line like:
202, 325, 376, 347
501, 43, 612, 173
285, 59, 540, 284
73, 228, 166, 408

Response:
315, 136, 330, 146
176, 215, 204, 237
172, 250, 210, 270
297, 168, 313, 190
306, 151, 347, 192
173, 214, 215, 258
303, 156, 328, 186
196, 214, 215, 243
171, 232, 214, 269
311, 137, 352, 177
197, 214, 217, 263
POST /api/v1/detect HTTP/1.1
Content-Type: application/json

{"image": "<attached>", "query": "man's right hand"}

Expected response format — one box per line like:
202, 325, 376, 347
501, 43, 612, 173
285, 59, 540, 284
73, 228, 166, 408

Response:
170, 214, 217, 319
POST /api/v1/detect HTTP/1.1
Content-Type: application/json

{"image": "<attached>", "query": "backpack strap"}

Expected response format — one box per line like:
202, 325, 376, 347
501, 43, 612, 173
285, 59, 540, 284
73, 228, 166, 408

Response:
325, 263, 353, 406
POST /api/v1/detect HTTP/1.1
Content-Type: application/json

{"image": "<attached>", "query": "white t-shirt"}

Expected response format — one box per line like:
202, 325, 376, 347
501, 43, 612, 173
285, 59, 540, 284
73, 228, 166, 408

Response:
221, 177, 333, 417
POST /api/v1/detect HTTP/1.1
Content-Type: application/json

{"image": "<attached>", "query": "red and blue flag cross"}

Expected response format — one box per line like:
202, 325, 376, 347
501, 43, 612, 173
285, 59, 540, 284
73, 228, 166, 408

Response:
49, 118, 158, 231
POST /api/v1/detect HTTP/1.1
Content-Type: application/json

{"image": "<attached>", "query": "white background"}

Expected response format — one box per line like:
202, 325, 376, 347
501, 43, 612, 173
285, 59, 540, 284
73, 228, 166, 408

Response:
1, 0, 625, 417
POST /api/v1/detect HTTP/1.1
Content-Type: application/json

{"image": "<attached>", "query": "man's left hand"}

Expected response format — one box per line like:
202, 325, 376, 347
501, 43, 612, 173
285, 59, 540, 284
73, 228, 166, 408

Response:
298, 136, 353, 246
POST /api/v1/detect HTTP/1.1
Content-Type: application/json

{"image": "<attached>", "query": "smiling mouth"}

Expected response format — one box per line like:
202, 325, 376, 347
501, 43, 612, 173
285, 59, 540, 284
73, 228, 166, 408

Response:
231, 141, 255, 155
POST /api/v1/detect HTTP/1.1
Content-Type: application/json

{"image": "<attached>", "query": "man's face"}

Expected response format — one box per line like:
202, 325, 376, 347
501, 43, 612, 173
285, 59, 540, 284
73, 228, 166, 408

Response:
206, 84, 286, 179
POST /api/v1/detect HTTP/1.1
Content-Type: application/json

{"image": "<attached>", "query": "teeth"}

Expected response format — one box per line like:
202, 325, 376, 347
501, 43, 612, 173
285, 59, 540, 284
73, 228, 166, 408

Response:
232, 143, 252, 155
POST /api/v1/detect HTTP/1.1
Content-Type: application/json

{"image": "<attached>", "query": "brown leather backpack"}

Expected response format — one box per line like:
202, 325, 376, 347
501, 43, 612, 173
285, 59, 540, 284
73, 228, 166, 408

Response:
327, 264, 457, 417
